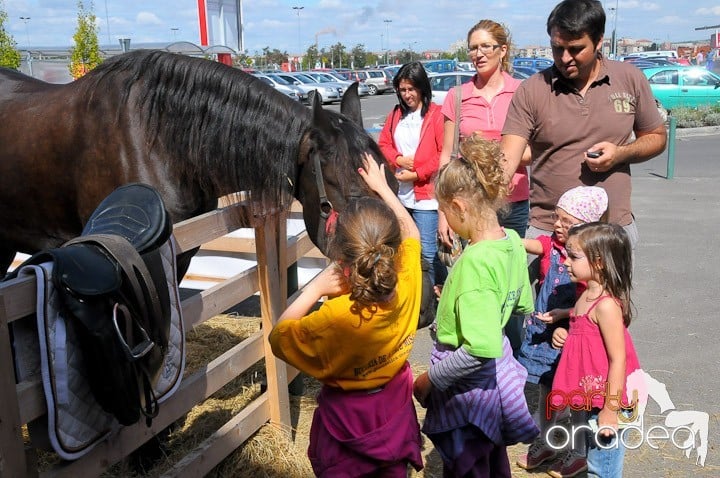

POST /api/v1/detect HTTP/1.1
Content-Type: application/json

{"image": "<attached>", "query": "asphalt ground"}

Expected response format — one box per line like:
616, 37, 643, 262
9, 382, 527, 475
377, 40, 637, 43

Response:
410, 130, 720, 476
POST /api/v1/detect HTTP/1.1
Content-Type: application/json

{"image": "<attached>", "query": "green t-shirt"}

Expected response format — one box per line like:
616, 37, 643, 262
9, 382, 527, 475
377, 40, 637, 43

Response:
435, 229, 534, 358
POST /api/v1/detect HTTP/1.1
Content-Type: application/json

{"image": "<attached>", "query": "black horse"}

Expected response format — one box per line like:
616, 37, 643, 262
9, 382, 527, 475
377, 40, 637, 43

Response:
0, 49, 396, 277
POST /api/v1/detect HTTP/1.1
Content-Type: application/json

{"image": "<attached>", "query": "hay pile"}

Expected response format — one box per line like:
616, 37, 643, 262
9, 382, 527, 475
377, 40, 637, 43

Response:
132, 313, 315, 478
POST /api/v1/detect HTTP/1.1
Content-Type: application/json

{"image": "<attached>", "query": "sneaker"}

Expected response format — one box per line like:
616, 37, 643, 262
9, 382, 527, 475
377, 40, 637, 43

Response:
546, 451, 588, 478
516, 439, 558, 470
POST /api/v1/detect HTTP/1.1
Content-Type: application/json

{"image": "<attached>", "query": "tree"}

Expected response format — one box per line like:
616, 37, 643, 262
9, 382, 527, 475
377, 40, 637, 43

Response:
0, 4, 21, 69
69, 0, 101, 79
256, 46, 290, 70
350, 44, 378, 69
396, 49, 413, 64
304, 43, 319, 70
233, 52, 253, 69
328, 42, 347, 68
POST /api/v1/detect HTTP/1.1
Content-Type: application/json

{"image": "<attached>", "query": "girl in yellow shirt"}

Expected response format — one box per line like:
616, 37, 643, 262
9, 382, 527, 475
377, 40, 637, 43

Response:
269, 154, 424, 477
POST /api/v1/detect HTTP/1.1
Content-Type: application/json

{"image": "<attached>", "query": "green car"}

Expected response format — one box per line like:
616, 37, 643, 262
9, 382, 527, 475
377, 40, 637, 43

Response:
642, 66, 720, 110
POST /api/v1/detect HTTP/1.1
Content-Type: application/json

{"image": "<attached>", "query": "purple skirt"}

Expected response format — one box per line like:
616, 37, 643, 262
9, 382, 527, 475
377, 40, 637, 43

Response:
422, 337, 539, 446
308, 362, 423, 477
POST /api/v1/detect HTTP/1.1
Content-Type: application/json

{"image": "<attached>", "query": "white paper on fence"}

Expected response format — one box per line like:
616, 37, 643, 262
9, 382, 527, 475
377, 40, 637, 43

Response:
180, 219, 327, 291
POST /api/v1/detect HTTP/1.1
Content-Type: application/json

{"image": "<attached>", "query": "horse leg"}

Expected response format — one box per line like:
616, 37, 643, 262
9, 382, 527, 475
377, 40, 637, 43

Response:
0, 246, 17, 279
176, 247, 199, 282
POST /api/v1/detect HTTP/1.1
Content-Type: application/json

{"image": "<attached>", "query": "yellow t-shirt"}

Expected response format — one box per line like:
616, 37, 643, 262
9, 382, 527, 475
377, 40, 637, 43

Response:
269, 238, 421, 390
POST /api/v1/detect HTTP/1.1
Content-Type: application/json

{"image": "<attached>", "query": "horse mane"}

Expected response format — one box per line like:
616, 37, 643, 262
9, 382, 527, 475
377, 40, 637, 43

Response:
80, 50, 310, 208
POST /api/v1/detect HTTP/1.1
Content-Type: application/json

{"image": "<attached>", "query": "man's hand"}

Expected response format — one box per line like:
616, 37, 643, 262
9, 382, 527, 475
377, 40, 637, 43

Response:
585, 142, 619, 173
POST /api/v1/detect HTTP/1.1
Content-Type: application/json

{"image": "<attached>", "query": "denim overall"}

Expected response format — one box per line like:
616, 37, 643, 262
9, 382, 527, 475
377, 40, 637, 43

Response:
518, 240, 576, 386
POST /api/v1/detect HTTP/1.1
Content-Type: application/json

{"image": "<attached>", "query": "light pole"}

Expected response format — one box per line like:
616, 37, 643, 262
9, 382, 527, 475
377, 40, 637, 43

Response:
19, 16, 30, 49
611, 0, 619, 58
383, 19, 392, 64
171, 27, 179, 41
408, 41, 418, 61
103, 0, 111, 45
292, 6, 304, 70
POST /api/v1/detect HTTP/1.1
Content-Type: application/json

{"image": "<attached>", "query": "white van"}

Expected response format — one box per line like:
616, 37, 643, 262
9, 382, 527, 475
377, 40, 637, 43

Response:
623, 50, 678, 60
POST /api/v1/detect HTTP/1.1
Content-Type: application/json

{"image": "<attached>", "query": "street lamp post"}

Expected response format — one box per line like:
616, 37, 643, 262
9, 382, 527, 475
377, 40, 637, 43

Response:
383, 19, 392, 64
171, 28, 179, 41
380, 33, 384, 65
612, 0, 619, 58
103, 0, 111, 45
408, 41, 418, 61
292, 6, 304, 70
19, 16, 31, 49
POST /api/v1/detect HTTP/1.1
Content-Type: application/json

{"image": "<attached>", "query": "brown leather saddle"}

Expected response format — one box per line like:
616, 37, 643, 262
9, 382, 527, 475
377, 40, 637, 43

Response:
16, 183, 173, 426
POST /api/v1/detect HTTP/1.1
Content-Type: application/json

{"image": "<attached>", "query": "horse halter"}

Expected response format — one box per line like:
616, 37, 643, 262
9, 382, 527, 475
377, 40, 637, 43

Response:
311, 153, 338, 235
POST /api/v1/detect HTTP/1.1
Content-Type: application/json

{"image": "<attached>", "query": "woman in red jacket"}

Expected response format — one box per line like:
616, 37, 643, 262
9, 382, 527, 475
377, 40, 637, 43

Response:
379, 61, 446, 286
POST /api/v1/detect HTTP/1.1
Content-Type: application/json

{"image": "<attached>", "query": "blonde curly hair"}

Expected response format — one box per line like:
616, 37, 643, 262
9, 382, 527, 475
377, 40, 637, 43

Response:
435, 134, 509, 216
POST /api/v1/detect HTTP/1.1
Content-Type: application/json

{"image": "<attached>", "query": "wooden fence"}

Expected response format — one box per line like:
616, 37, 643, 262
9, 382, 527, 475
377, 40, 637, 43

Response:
0, 199, 323, 477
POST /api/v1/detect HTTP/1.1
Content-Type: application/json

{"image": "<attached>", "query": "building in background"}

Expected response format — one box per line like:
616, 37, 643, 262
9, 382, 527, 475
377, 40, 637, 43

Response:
197, 0, 243, 61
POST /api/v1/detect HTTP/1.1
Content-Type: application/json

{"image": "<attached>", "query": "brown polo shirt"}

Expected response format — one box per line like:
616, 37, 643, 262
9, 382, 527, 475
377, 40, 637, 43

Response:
502, 58, 663, 229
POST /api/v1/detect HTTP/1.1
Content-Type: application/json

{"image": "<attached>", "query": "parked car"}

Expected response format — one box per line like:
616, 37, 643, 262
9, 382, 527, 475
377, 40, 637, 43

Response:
273, 72, 341, 104
512, 57, 553, 71
253, 74, 303, 102
302, 71, 370, 96
512, 66, 537, 77
642, 66, 720, 110
344, 69, 393, 95
430, 69, 532, 105
322, 71, 371, 96
429, 72, 474, 104
383, 65, 401, 79
421, 59, 457, 74
625, 56, 676, 66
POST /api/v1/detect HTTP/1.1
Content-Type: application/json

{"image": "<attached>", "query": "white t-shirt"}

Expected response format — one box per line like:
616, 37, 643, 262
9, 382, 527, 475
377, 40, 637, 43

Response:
393, 109, 438, 211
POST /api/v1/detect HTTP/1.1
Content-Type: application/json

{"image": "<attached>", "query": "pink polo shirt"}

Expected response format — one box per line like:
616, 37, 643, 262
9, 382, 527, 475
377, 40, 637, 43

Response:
442, 71, 529, 203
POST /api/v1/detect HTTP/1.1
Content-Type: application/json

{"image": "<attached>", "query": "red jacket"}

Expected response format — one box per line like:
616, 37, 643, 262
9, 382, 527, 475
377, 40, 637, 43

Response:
378, 102, 443, 201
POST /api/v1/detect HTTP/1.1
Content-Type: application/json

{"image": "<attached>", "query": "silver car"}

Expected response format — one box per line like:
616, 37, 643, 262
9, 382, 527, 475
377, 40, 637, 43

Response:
305, 71, 370, 97
253, 73, 305, 102
274, 72, 341, 104
429, 72, 474, 105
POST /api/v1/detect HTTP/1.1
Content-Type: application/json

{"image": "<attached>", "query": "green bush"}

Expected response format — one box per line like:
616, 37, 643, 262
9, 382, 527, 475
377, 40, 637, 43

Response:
671, 105, 720, 128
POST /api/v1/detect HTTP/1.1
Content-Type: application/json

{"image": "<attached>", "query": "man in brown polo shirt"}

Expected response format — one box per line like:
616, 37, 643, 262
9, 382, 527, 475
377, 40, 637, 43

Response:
501, 0, 666, 250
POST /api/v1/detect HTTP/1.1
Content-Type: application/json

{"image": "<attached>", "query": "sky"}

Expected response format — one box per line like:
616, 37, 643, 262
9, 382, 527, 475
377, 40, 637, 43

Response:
4, 0, 720, 54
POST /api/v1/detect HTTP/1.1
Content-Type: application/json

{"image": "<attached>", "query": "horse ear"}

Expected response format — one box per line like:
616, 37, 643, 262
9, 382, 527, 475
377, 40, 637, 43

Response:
340, 83, 363, 128
310, 89, 335, 136
308, 90, 318, 110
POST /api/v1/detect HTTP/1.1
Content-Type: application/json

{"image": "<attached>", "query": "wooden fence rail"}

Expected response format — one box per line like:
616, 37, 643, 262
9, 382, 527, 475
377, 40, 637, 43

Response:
0, 199, 321, 477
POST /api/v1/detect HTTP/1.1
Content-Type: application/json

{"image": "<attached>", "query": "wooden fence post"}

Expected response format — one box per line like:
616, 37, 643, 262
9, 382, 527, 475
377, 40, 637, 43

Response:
0, 295, 32, 478
255, 212, 292, 433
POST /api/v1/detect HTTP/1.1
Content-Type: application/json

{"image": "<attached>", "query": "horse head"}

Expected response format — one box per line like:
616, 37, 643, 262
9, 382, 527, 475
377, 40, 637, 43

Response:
296, 83, 398, 255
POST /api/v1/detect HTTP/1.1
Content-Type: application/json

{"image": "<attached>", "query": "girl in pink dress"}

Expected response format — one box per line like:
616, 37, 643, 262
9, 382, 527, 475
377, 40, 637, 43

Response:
550, 222, 641, 478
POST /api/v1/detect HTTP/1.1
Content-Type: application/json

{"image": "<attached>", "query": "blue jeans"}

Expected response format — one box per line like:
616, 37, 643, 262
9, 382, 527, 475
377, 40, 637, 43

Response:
410, 209, 447, 286
498, 200, 529, 238
497, 200, 529, 355
586, 410, 626, 477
